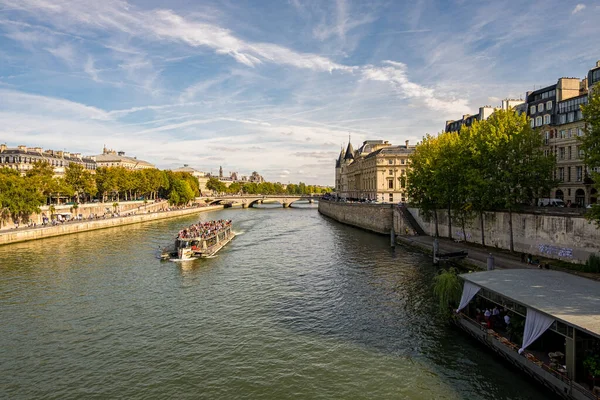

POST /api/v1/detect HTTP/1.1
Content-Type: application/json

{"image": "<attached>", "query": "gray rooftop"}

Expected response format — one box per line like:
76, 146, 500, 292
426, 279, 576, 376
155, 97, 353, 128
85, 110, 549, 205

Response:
460, 269, 600, 338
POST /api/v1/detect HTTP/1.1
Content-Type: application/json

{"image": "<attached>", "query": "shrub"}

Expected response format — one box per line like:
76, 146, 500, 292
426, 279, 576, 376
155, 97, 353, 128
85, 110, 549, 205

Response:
584, 253, 600, 273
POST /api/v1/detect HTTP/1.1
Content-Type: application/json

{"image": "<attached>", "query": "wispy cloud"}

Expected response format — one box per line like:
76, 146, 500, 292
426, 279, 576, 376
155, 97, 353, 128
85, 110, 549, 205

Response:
572, 4, 586, 14
84, 55, 100, 82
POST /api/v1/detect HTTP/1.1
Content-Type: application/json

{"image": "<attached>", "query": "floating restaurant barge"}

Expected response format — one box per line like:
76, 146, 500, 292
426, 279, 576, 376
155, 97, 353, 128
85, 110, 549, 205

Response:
455, 269, 600, 400
162, 220, 234, 260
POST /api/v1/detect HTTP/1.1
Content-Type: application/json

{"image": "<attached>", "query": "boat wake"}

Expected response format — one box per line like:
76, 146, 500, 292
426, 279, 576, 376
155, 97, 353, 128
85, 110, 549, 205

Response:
233, 230, 245, 235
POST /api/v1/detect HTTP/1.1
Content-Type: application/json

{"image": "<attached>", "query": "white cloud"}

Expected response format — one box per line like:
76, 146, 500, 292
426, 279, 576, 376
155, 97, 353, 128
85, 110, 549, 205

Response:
361, 61, 470, 114
84, 55, 100, 82
0, 89, 111, 120
572, 4, 586, 14
45, 43, 76, 65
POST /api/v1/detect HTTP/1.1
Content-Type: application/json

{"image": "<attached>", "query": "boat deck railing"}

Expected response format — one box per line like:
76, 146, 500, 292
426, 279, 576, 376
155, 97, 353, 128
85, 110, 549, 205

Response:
459, 312, 598, 400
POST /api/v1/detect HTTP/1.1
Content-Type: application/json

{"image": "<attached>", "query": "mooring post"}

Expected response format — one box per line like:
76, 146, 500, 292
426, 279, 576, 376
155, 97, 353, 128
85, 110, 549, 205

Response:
390, 226, 395, 248
487, 253, 495, 270
433, 238, 439, 265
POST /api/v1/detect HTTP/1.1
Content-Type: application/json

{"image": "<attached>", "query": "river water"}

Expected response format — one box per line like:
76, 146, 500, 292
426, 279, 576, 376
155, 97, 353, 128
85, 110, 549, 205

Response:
0, 205, 550, 399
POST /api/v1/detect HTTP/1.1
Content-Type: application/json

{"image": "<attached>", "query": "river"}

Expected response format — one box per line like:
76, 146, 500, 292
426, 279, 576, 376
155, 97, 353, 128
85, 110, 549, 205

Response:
0, 204, 551, 399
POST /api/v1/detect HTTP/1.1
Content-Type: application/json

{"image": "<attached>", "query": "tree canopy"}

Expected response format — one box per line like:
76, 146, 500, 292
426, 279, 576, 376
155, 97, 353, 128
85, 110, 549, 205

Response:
581, 87, 600, 224
408, 109, 556, 250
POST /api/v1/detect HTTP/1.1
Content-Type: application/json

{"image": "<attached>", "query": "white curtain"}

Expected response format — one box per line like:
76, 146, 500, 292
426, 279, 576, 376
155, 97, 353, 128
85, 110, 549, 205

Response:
519, 308, 555, 354
456, 281, 481, 313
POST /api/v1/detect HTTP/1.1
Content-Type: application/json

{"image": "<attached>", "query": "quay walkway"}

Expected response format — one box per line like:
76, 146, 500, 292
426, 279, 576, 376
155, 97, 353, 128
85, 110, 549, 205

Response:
0, 204, 224, 246
397, 235, 600, 281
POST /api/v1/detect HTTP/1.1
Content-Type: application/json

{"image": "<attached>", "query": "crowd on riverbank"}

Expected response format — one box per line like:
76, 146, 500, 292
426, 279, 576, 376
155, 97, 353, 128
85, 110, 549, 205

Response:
1, 202, 213, 233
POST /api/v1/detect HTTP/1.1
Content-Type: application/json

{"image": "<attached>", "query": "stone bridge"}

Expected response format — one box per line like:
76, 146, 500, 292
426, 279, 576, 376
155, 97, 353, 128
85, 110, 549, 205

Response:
197, 195, 320, 208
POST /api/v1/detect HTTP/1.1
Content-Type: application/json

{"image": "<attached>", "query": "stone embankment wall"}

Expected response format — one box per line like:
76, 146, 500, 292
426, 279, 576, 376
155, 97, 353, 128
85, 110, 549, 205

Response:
1, 200, 172, 229
318, 200, 600, 263
318, 200, 394, 234
0, 205, 223, 246
406, 207, 600, 264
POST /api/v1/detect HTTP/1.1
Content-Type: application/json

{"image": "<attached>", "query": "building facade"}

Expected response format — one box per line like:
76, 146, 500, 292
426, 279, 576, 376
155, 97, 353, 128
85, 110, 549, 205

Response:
445, 99, 524, 133
532, 63, 600, 206
94, 146, 154, 170
335, 140, 415, 202
0, 144, 96, 176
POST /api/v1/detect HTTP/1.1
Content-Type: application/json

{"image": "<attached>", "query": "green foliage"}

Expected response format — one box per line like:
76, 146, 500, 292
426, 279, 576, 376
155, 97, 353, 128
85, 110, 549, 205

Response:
432, 267, 462, 315
583, 354, 600, 377
65, 163, 97, 202
0, 167, 46, 224
408, 109, 556, 250
584, 253, 600, 273
581, 88, 600, 226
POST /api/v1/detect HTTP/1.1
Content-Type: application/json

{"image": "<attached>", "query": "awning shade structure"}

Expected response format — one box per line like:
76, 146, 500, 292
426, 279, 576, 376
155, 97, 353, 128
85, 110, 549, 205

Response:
459, 269, 600, 340
519, 307, 555, 354
456, 281, 481, 313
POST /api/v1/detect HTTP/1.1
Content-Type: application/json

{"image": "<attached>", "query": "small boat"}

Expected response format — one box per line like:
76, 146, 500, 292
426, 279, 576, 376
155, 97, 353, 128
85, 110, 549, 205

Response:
161, 219, 235, 261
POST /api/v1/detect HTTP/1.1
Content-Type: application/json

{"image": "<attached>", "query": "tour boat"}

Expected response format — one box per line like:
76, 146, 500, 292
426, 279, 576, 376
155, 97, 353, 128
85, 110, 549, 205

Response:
161, 220, 235, 261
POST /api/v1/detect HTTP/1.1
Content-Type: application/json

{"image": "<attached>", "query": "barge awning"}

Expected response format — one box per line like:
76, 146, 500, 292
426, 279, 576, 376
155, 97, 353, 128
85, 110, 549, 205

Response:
460, 269, 600, 338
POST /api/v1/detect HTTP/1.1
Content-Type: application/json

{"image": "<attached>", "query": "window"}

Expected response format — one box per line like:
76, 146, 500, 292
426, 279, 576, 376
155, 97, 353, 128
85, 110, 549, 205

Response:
559, 147, 565, 159
546, 101, 553, 110
388, 169, 393, 175
401, 159, 405, 165
536, 116, 542, 126
538, 103, 544, 113
576, 110, 583, 120
559, 114, 566, 124
544, 114, 551, 125
559, 130, 566, 139
558, 167, 564, 181
530, 106, 536, 115
576, 166, 583, 182
578, 146, 584, 159
568, 112, 574, 123
388, 179, 394, 189
567, 167, 571, 182
389, 193, 393, 202
568, 146, 572, 159
530, 119, 535, 128
388, 159, 393, 164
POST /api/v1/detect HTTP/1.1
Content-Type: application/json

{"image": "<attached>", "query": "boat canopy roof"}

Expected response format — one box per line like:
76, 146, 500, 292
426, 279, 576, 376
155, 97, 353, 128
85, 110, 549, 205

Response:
460, 269, 600, 339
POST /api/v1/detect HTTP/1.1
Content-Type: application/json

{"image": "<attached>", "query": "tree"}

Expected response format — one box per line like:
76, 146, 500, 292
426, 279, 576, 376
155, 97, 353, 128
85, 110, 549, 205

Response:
581, 87, 600, 224
407, 134, 443, 237
65, 163, 97, 203
25, 161, 56, 204
432, 267, 462, 317
206, 177, 227, 194
0, 168, 45, 224
485, 110, 556, 251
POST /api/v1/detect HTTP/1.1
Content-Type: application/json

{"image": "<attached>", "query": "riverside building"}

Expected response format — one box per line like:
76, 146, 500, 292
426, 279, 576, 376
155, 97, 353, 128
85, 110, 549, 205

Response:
444, 99, 525, 133
533, 61, 600, 206
94, 146, 155, 170
0, 144, 96, 176
335, 139, 415, 203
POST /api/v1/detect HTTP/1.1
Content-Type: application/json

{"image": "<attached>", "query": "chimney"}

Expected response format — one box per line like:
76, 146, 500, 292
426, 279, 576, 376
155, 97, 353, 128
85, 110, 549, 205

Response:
405, 140, 409, 147
63, 152, 70, 158
118, 151, 125, 156
0, 144, 6, 152
18, 145, 27, 152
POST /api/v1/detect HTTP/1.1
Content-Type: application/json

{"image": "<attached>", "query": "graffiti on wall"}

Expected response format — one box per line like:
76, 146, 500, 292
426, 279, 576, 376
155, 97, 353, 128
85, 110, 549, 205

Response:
538, 244, 573, 258
455, 231, 472, 241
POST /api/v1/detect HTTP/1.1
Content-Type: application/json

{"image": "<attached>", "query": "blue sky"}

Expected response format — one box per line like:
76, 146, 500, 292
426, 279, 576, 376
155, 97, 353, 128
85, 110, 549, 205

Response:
1, 0, 599, 185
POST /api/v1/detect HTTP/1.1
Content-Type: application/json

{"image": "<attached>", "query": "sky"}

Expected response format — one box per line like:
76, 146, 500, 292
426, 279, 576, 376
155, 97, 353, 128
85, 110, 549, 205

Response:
1, 0, 599, 185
